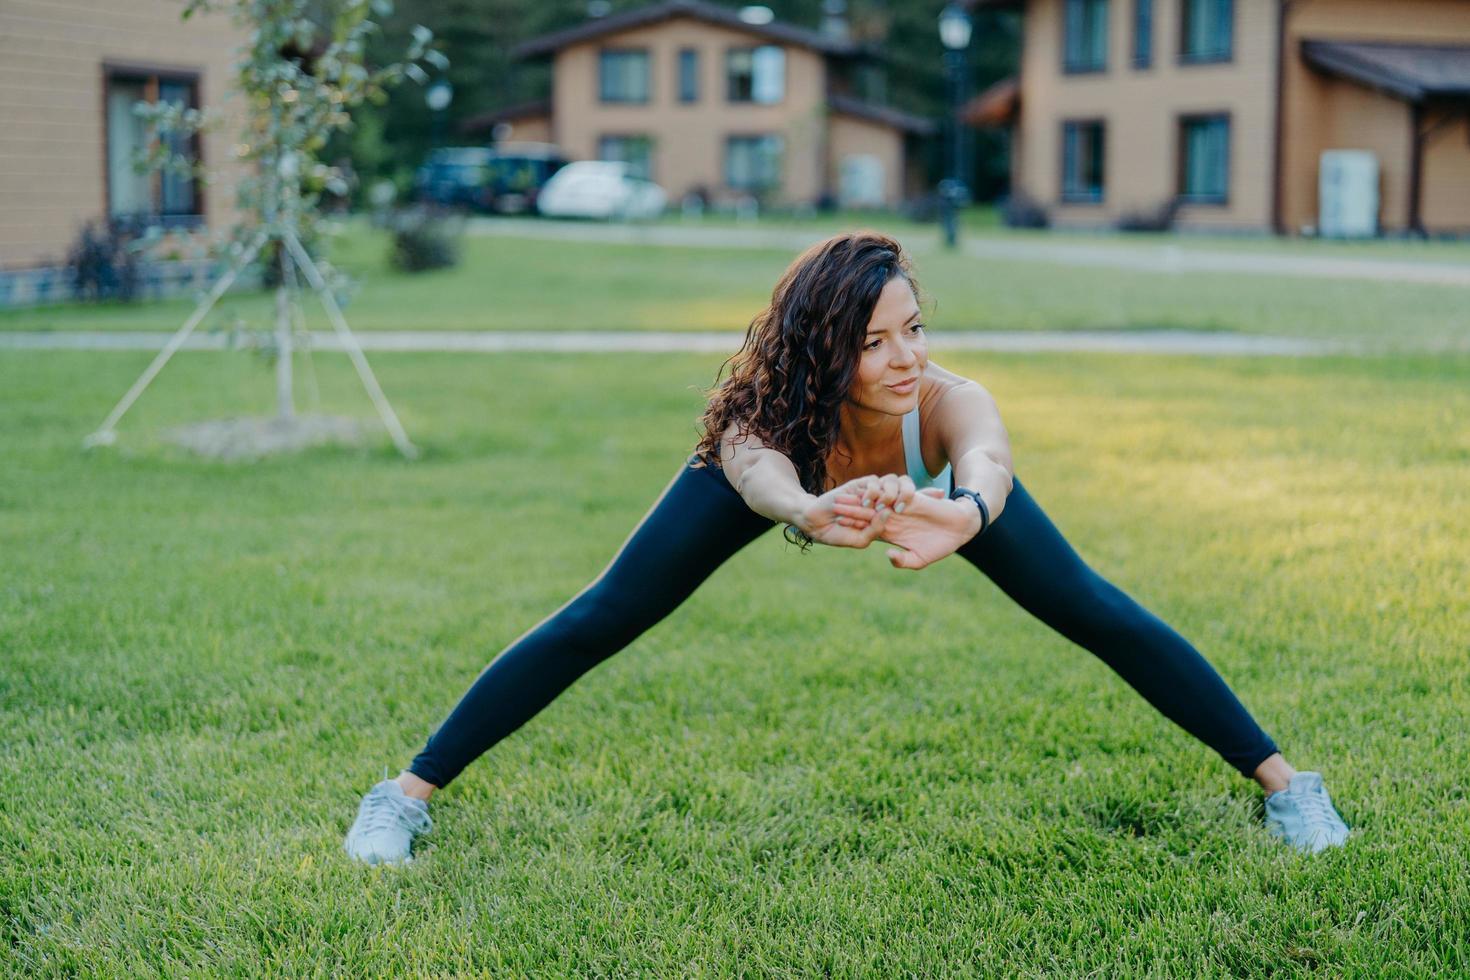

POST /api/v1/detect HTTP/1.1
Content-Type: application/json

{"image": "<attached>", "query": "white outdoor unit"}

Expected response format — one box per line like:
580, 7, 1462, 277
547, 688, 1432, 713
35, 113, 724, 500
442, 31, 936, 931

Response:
838, 154, 885, 208
1318, 150, 1379, 238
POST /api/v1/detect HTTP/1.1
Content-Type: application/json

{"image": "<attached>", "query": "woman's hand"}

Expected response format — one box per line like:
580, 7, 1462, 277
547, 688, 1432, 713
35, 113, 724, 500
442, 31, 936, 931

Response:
833, 486, 983, 569
799, 474, 916, 549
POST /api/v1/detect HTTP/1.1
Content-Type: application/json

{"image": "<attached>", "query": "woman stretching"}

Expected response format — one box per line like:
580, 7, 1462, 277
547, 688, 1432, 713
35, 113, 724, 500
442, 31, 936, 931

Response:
345, 232, 1348, 864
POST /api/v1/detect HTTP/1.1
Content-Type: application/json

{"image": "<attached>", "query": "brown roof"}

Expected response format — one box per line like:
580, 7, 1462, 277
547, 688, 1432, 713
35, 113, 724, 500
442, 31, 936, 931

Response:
960, 76, 1019, 127
514, 0, 862, 59
1301, 39, 1470, 102
459, 99, 552, 135
827, 94, 936, 136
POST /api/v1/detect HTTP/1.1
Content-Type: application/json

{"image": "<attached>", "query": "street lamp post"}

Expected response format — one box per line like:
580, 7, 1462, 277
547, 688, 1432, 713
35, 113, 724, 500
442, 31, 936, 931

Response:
938, 4, 972, 249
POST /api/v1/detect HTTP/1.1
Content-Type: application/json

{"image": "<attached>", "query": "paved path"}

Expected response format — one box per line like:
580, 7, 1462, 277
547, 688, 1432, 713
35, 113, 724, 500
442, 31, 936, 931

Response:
0, 329, 1349, 356
962, 238, 1470, 287
464, 217, 831, 253
465, 218, 1470, 287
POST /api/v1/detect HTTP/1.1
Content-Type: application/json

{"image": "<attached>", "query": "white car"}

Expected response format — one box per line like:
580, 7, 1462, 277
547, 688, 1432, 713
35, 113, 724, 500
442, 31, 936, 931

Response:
535, 161, 667, 220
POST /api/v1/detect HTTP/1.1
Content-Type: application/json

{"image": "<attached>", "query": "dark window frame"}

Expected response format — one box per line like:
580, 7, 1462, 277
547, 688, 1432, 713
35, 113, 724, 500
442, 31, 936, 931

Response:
677, 47, 699, 104
1132, 0, 1153, 69
1059, 118, 1107, 204
724, 132, 784, 191
1178, 0, 1234, 65
101, 61, 206, 228
598, 47, 652, 104
1176, 111, 1231, 205
597, 133, 656, 181
1061, 0, 1110, 75
725, 45, 786, 105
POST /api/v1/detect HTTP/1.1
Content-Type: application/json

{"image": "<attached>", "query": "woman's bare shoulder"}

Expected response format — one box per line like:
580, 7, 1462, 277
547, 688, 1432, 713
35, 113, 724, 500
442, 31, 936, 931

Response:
918, 362, 975, 409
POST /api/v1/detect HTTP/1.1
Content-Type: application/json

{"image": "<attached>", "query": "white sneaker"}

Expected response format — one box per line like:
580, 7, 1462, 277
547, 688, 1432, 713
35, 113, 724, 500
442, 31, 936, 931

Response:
1264, 771, 1350, 854
344, 778, 432, 865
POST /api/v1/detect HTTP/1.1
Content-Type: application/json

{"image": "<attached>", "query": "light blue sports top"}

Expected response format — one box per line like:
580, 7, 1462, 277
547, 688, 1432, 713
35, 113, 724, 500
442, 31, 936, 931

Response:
901, 405, 953, 495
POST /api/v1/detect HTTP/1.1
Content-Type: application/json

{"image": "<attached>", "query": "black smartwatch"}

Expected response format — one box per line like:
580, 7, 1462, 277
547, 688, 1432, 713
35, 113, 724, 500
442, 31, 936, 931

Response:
949, 485, 990, 536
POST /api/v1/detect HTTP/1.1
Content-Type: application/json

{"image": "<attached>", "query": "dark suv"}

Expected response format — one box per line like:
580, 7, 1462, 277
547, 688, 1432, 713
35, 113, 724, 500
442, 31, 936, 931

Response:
413, 144, 568, 214
413, 147, 495, 210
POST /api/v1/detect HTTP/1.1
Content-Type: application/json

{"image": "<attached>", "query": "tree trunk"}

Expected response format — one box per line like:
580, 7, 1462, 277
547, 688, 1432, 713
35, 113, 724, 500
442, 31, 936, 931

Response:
274, 247, 295, 420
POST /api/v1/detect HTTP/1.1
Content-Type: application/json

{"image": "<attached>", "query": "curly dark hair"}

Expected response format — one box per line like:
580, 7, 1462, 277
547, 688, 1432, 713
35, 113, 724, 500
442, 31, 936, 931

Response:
692, 232, 920, 545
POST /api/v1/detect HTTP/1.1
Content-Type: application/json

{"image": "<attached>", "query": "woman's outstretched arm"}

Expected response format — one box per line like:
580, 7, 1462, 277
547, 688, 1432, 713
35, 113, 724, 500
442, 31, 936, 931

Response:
931, 377, 1015, 524
716, 422, 814, 527
717, 421, 911, 549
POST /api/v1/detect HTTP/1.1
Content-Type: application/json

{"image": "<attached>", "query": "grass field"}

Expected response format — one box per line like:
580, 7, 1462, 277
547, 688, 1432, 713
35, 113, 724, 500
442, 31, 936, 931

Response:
3, 346, 1467, 975
668, 207, 1470, 262
3, 220, 1467, 351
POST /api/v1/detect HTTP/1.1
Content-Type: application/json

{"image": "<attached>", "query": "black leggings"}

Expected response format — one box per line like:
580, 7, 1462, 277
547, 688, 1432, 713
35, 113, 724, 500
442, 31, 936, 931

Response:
408, 456, 1278, 788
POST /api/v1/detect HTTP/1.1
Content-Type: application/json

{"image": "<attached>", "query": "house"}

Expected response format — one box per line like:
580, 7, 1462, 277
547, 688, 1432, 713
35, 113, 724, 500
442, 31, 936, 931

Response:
968, 0, 1470, 235
486, 0, 936, 209
0, 0, 250, 301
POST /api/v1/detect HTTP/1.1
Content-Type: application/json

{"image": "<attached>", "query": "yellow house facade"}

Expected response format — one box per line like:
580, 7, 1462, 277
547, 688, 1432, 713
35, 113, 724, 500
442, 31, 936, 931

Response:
975, 0, 1470, 235
507, 0, 935, 209
0, 0, 251, 285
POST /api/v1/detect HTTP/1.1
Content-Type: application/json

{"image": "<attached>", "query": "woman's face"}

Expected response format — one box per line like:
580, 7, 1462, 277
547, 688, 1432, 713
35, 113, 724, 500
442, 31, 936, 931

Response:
847, 275, 927, 414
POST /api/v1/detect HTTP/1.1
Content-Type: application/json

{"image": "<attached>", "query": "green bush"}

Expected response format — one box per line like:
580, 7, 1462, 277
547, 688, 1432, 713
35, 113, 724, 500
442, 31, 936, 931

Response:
65, 220, 142, 302
388, 207, 463, 273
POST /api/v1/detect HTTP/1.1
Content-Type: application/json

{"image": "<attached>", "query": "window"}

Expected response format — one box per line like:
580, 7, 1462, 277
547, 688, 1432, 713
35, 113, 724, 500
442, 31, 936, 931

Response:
599, 49, 650, 103
105, 68, 202, 226
598, 135, 655, 180
1133, 0, 1152, 68
725, 135, 783, 191
1179, 114, 1229, 202
1061, 120, 1106, 202
727, 46, 785, 104
1181, 0, 1232, 63
678, 48, 699, 103
1063, 0, 1109, 73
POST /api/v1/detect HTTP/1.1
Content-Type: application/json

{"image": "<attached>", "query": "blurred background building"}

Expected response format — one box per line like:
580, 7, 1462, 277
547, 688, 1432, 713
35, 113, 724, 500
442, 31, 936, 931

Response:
0, 0, 250, 297
3, 0, 1467, 307
479, 0, 935, 209
969, 0, 1470, 235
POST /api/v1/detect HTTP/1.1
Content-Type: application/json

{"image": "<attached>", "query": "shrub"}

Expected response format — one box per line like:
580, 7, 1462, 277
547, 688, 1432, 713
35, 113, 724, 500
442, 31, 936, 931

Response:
65, 220, 141, 302
1117, 197, 1182, 233
899, 192, 942, 223
1000, 190, 1050, 229
389, 207, 463, 273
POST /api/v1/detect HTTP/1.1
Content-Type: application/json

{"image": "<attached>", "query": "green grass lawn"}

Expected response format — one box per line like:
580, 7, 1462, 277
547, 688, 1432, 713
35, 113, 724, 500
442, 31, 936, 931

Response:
665, 206, 1470, 263
3, 348, 1467, 974
3, 221, 1467, 351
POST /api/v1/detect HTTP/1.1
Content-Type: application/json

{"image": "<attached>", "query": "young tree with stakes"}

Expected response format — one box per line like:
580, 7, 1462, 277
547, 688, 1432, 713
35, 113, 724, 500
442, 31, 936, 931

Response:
85, 0, 445, 459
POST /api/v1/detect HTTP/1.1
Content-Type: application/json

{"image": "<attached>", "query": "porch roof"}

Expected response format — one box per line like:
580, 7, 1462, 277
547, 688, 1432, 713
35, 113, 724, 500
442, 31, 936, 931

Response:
828, 94, 936, 136
1301, 39, 1470, 102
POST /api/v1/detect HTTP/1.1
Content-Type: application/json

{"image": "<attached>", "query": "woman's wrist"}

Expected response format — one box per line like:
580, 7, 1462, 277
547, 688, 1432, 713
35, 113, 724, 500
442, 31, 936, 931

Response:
788, 493, 819, 533
950, 497, 986, 541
